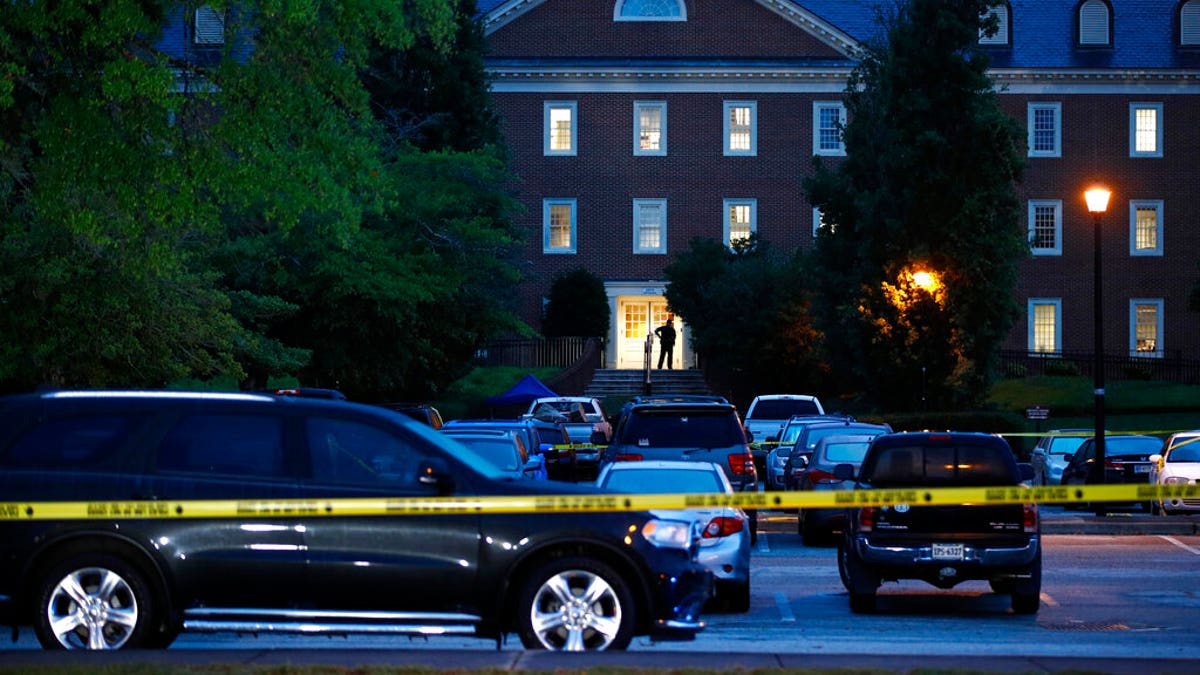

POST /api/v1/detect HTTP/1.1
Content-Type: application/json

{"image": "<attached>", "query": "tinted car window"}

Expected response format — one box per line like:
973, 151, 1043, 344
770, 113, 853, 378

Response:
5, 414, 142, 467
307, 417, 425, 486
157, 413, 286, 478
622, 409, 744, 447
866, 444, 1014, 487
753, 400, 819, 418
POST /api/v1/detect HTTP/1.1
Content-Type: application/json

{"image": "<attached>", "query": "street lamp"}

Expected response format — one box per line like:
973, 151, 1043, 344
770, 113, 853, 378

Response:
1085, 186, 1111, 489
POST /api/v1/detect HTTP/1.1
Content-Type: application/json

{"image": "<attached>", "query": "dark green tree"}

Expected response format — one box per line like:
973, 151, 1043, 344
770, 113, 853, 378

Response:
542, 267, 610, 338
664, 235, 827, 406
803, 0, 1026, 410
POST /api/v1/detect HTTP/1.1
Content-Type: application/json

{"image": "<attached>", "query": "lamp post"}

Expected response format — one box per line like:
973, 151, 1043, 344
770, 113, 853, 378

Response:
1085, 187, 1111, 489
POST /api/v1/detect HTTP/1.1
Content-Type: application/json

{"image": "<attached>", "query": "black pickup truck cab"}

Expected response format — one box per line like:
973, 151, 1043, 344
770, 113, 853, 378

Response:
836, 432, 1041, 614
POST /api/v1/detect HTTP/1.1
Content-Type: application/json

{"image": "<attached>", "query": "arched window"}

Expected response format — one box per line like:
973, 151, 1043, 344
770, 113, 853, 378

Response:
614, 0, 686, 21
979, 2, 1011, 46
1182, 0, 1200, 45
1077, 0, 1111, 46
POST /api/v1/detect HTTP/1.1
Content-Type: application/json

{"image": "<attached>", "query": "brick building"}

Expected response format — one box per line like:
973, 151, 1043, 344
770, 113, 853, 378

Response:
478, 0, 1200, 374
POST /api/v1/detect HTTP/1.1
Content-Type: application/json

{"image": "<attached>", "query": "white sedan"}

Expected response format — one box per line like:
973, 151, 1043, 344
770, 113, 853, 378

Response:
1149, 430, 1200, 515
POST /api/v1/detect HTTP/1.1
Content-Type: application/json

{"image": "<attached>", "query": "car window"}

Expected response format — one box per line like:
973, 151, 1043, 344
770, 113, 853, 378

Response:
600, 468, 723, 493
803, 426, 883, 451
4, 413, 145, 468
622, 409, 744, 447
1048, 436, 1086, 455
450, 437, 522, 471
307, 417, 425, 486
821, 440, 871, 464
157, 413, 286, 478
1168, 444, 1200, 462
866, 444, 1014, 487
751, 399, 819, 419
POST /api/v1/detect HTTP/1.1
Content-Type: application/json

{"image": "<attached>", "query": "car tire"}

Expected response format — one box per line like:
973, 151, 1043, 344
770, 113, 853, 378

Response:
515, 557, 634, 651
838, 536, 878, 612
33, 554, 157, 650
800, 513, 826, 547
719, 580, 751, 614
1010, 552, 1042, 615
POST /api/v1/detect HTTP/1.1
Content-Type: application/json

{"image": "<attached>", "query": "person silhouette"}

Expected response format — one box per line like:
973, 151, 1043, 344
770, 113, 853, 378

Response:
654, 317, 677, 369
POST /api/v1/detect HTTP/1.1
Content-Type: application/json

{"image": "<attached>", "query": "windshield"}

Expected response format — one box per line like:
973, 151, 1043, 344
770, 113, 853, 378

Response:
622, 409, 744, 447
600, 468, 724, 493
1168, 442, 1200, 462
750, 399, 819, 419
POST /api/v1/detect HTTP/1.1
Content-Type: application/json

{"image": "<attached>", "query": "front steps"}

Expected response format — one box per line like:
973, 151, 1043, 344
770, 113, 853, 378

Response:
585, 369, 711, 399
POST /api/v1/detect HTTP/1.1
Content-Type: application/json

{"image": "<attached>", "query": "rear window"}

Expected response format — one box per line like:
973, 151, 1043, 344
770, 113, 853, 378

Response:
3, 413, 143, 468
622, 409, 744, 447
864, 443, 1015, 487
601, 468, 723, 494
822, 440, 872, 464
802, 426, 884, 452
750, 399, 819, 419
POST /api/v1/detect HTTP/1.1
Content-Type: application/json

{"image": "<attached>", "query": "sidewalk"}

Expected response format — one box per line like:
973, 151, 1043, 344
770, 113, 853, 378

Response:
1041, 511, 1199, 535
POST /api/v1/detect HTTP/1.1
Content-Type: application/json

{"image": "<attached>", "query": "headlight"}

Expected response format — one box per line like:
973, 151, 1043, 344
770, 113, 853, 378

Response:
642, 518, 696, 550
1163, 476, 1190, 485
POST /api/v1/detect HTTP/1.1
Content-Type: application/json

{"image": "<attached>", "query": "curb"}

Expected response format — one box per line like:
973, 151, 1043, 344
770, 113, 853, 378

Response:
1041, 514, 1199, 535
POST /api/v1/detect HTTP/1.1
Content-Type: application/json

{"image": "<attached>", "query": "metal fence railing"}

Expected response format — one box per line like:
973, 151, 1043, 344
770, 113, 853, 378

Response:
999, 350, 1200, 385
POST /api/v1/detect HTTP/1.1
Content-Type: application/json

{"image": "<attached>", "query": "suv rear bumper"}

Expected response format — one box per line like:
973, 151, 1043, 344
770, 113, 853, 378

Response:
854, 535, 1039, 571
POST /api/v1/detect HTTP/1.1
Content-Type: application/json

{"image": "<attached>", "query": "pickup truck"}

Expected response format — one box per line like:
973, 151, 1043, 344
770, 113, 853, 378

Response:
837, 431, 1041, 614
524, 396, 613, 480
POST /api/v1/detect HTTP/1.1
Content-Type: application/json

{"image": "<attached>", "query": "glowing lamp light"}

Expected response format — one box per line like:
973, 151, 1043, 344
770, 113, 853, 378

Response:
1085, 187, 1111, 214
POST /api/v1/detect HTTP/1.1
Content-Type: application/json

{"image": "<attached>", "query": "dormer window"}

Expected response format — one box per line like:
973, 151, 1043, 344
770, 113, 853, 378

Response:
978, 3, 1010, 46
194, 6, 225, 46
1077, 0, 1111, 47
614, 0, 685, 21
1182, 0, 1200, 46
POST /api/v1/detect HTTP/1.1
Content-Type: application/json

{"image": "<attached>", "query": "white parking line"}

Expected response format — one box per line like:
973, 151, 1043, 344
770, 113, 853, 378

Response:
774, 591, 796, 622
1039, 592, 1059, 607
1160, 535, 1200, 555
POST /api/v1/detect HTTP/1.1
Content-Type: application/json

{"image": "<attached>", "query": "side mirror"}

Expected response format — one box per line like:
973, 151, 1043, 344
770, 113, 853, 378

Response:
1149, 454, 1162, 463
522, 458, 542, 477
1018, 462, 1035, 482
795, 455, 809, 469
833, 463, 855, 481
417, 457, 455, 493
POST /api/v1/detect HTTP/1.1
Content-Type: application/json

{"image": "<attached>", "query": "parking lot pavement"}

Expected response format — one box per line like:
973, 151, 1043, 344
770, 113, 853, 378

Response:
1038, 505, 1199, 535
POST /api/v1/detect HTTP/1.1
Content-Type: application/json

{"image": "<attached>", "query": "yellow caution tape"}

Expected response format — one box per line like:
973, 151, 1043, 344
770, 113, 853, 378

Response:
3, 483, 1196, 521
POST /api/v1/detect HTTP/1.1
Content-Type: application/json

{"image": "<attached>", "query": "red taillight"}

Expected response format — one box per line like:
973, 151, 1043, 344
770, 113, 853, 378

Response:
1023, 503, 1039, 533
614, 453, 643, 462
702, 516, 745, 538
728, 451, 756, 476
807, 468, 840, 485
858, 506, 874, 532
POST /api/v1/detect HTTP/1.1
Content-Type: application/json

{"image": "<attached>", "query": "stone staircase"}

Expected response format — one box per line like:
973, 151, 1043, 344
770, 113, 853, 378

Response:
584, 369, 712, 399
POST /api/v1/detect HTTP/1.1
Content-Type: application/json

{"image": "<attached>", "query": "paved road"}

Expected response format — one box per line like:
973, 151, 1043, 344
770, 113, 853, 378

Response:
3, 509, 1197, 673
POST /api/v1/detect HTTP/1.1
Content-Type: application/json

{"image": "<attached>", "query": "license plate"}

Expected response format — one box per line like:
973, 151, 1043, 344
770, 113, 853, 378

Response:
1135, 465, 1151, 473
932, 543, 964, 560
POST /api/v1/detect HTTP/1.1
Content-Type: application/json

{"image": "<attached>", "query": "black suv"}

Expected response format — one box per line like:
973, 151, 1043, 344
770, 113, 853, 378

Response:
0, 390, 711, 651
836, 432, 1041, 615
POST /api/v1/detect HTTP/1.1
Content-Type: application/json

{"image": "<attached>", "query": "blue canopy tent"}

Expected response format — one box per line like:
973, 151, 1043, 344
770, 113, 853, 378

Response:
484, 374, 557, 407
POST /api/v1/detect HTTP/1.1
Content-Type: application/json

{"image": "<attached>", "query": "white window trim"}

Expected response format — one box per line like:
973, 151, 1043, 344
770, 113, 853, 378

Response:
723, 199, 757, 247
613, 0, 687, 21
1129, 102, 1163, 158
1028, 200, 1063, 256
1027, 102, 1062, 158
544, 101, 577, 157
1129, 200, 1164, 256
1027, 298, 1062, 355
723, 101, 757, 157
813, 101, 847, 156
543, 198, 577, 254
1129, 298, 1164, 358
633, 199, 667, 254
633, 101, 667, 156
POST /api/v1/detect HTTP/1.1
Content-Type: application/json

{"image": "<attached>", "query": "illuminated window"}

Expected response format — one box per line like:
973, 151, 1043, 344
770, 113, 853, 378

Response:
1028, 299, 1061, 354
1078, 0, 1111, 46
1028, 103, 1061, 157
634, 101, 666, 155
543, 199, 576, 254
724, 199, 756, 247
724, 101, 756, 156
1130, 300, 1163, 357
634, 199, 666, 254
813, 102, 846, 156
544, 102, 577, 156
624, 303, 648, 339
1028, 200, 1062, 255
1130, 201, 1163, 256
1130, 103, 1162, 157
615, 0, 685, 20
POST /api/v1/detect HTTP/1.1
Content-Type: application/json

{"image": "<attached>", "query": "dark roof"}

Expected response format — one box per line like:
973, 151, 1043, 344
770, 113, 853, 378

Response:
480, 0, 1200, 70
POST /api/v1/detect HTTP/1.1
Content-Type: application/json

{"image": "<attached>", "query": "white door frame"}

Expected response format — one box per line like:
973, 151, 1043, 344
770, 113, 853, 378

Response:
605, 281, 690, 369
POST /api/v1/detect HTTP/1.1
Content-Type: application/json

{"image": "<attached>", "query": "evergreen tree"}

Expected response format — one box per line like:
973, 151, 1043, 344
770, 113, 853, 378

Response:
542, 268, 610, 338
803, 0, 1026, 410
